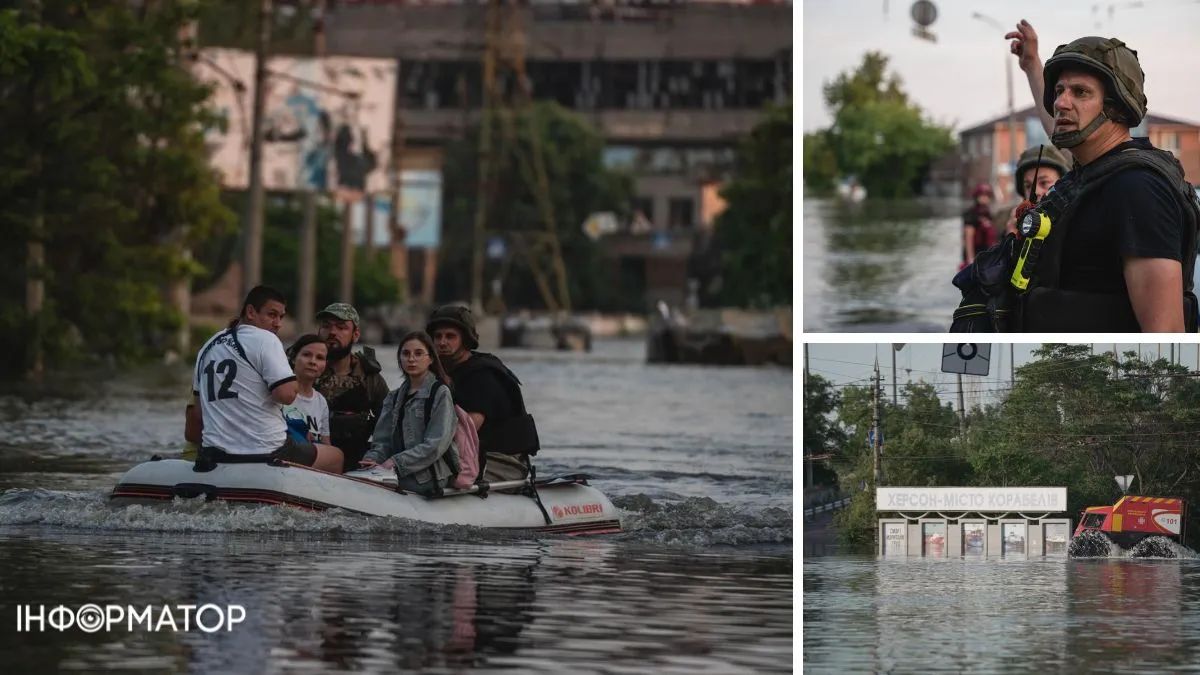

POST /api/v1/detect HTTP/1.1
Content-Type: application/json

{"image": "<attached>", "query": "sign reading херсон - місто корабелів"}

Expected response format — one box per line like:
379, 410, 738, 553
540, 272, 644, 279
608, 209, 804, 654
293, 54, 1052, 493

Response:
876, 487, 1067, 512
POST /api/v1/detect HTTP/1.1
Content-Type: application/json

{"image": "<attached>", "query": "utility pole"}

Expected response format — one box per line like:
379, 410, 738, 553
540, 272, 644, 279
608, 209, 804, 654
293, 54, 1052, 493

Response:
25, 2, 45, 381
242, 0, 272, 297
891, 344, 898, 405
470, 0, 571, 316
339, 200, 355, 302
1004, 53, 1017, 198
1010, 344, 1014, 383
956, 373, 966, 436
297, 0, 325, 334
804, 344, 812, 490
873, 359, 883, 487
469, 0, 500, 314
1113, 344, 1119, 379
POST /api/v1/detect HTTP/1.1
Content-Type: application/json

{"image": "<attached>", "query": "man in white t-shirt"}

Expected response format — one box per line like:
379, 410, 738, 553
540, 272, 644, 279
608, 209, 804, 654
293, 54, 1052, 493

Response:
184, 286, 341, 472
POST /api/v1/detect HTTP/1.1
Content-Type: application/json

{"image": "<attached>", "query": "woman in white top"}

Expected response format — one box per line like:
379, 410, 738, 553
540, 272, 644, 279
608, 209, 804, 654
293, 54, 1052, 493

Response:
283, 334, 343, 472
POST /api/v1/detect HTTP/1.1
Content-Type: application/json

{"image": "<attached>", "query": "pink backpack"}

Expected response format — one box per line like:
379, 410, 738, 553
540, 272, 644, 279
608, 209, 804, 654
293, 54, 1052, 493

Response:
448, 403, 480, 489
429, 380, 479, 489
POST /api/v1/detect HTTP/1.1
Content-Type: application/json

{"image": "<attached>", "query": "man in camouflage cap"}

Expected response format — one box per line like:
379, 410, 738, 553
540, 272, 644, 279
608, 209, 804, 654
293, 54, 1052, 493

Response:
315, 302, 390, 470
1001, 20, 1200, 332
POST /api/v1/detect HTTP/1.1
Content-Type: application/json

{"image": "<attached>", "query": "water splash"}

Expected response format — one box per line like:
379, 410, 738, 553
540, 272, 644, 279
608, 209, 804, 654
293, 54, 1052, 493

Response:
612, 494, 792, 546
0, 488, 792, 547
1129, 536, 1198, 559
1068, 531, 1199, 559
1068, 530, 1122, 558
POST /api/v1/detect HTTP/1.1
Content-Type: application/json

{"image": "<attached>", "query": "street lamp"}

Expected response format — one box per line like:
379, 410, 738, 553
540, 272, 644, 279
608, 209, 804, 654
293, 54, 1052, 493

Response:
972, 12, 1018, 203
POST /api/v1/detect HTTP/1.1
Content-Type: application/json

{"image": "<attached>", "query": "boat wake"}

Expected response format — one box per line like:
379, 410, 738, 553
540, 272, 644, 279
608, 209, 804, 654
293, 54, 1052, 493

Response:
0, 488, 792, 547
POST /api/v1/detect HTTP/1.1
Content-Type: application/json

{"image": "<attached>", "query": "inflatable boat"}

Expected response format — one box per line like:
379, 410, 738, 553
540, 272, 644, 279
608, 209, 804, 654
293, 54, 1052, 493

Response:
110, 458, 621, 535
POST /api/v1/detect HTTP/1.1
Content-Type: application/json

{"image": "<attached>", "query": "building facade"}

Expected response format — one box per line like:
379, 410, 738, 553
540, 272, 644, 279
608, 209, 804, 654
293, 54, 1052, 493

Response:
959, 105, 1200, 204
324, 0, 792, 309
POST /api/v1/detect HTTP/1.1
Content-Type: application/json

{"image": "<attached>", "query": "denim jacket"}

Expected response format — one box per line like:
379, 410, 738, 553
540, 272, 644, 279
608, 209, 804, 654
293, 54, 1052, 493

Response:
364, 376, 459, 485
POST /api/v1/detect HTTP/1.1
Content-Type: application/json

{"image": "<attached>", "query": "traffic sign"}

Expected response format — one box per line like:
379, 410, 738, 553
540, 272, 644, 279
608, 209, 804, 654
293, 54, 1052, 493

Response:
941, 343, 992, 376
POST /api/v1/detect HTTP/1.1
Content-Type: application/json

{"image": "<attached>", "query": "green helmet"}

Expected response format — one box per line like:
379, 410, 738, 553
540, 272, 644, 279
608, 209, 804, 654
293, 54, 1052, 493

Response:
1042, 36, 1147, 127
426, 305, 479, 351
1014, 144, 1071, 198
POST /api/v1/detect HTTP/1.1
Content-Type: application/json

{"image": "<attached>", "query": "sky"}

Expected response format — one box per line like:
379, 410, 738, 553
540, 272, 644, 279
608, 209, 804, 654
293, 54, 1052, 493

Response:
804, 343, 1200, 410
802, 0, 1200, 133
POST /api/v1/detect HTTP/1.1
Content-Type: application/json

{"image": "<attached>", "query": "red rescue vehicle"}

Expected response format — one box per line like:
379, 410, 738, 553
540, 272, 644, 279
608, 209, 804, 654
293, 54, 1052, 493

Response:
1073, 495, 1186, 548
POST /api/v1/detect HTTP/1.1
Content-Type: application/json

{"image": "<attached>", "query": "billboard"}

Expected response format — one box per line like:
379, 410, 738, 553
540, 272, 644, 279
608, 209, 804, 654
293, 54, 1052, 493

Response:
876, 487, 1068, 513
347, 170, 443, 249
196, 48, 397, 199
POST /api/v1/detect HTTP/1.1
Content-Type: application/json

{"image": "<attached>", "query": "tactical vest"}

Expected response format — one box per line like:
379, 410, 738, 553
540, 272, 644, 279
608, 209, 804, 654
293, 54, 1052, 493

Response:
450, 353, 540, 456
1018, 145, 1200, 332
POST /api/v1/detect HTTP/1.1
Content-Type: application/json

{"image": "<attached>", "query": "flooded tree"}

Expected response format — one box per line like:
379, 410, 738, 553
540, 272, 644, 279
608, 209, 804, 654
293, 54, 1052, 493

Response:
828, 345, 1200, 553
0, 4, 234, 377
804, 52, 954, 199
711, 102, 792, 308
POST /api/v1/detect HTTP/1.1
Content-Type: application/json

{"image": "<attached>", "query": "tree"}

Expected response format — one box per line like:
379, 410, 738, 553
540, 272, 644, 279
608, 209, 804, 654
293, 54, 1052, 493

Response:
0, 3, 235, 377
438, 102, 633, 312
823, 345, 1200, 554
804, 52, 955, 199
712, 102, 792, 308
260, 198, 401, 311
804, 373, 845, 486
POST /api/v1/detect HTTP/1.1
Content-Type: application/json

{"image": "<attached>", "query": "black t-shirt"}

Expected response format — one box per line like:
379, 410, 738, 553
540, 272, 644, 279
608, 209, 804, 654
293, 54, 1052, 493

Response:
1058, 141, 1185, 293
448, 360, 516, 452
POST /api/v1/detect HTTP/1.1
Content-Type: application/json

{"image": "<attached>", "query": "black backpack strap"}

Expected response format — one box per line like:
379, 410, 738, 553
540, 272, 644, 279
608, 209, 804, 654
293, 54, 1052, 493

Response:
426, 379, 441, 423
196, 325, 259, 377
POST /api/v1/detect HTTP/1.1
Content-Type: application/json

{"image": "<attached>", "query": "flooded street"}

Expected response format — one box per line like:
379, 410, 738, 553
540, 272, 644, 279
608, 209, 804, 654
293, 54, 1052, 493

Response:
0, 339, 794, 672
803, 197, 964, 332
804, 555, 1200, 673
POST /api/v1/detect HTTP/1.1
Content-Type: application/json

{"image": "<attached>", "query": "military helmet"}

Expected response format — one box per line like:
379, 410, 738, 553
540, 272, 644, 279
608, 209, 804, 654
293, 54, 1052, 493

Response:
1014, 144, 1072, 198
1042, 36, 1147, 126
426, 305, 479, 351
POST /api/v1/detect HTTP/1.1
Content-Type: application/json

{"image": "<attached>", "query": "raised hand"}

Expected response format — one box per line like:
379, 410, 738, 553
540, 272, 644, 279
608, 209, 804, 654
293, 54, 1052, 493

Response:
1004, 19, 1041, 74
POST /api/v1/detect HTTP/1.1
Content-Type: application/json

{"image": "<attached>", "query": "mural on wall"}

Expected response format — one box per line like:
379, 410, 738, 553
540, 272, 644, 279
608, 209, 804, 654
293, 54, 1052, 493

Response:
195, 48, 397, 201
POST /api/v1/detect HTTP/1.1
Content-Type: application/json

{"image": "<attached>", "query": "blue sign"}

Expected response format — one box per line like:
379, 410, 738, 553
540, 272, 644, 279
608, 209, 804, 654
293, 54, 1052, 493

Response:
486, 236, 507, 260
400, 170, 443, 249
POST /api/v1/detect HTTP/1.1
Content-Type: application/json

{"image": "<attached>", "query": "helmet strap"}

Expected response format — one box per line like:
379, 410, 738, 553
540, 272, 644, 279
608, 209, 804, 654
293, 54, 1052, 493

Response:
1051, 110, 1109, 149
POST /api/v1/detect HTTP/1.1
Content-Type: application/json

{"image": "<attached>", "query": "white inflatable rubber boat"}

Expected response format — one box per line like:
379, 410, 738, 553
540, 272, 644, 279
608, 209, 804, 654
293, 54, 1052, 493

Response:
110, 458, 621, 535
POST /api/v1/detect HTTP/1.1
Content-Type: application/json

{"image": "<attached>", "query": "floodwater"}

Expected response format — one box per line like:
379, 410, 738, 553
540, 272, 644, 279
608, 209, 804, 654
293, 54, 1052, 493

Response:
0, 339, 794, 673
802, 196, 1200, 333
803, 197, 963, 332
804, 555, 1200, 674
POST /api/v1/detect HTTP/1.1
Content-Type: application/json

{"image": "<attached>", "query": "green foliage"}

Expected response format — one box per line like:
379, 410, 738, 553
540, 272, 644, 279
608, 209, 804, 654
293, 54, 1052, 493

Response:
827, 346, 1200, 553
801, 130, 838, 196
804, 374, 845, 486
438, 102, 633, 311
713, 103, 792, 308
0, 3, 235, 377
260, 199, 401, 310
804, 52, 955, 198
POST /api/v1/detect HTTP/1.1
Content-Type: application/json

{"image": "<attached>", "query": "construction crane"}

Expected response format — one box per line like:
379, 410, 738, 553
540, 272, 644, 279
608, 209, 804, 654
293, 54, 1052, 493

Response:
470, 0, 571, 315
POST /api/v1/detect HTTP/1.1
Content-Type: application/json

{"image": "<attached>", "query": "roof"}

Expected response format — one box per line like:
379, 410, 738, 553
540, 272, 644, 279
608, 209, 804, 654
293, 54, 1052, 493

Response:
960, 105, 1200, 138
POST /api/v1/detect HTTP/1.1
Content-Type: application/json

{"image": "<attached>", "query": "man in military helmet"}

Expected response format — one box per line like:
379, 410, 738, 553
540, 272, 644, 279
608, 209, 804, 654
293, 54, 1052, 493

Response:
1004, 20, 1200, 331
314, 302, 390, 471
427, 305, 539, 483
998, 144, 1072, 235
